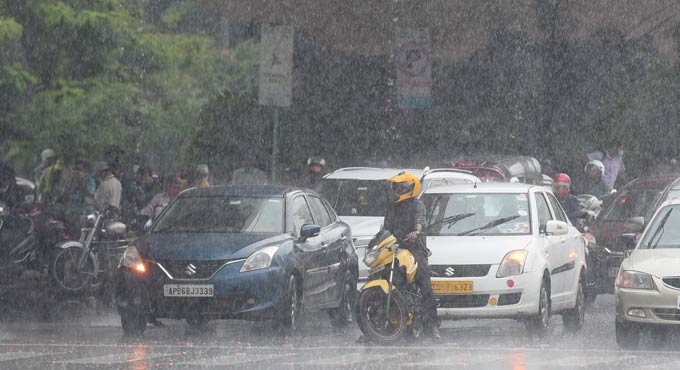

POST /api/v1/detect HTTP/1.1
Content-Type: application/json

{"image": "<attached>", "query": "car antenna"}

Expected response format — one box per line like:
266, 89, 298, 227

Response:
473, 179, 478, 189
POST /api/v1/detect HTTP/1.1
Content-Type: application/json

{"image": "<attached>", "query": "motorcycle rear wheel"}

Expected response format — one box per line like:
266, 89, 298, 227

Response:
51, 246, 97, 293
356, 286, 408, 344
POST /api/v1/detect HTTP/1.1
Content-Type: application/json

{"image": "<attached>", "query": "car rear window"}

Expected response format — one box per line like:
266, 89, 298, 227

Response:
152, 196, 284, 234
319, 179, 391, 217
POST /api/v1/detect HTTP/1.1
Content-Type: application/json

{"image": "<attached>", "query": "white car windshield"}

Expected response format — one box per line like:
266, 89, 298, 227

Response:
640, 205, 680, 249
423, 193, 531, 236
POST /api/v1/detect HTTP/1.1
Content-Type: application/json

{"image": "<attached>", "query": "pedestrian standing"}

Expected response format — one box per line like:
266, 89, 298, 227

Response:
93, 161, 122, 215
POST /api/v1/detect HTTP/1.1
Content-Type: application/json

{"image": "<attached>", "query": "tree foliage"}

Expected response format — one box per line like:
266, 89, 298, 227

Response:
0, 0, 256, 176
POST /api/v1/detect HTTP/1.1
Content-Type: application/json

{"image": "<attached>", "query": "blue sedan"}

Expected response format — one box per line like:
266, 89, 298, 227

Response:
115, 186, 358, 336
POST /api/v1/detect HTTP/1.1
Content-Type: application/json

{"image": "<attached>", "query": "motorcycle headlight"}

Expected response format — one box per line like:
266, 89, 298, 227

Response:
363, 247, 381, 266
86, 213, 97, 226
240, 246, 279, 272
121, 245, 146, 273
616, 270, 654, 290
496, 250, 528, 278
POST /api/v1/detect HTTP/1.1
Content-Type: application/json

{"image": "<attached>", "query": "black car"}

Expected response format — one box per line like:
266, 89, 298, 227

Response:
115, 186, 358, 336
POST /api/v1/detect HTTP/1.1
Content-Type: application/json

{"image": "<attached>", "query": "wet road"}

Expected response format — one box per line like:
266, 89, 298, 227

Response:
1, 295, 680, 369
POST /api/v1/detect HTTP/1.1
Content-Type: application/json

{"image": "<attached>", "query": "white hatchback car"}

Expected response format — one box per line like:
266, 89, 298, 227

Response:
319, 167, 479, 283
421, 183, 587, 335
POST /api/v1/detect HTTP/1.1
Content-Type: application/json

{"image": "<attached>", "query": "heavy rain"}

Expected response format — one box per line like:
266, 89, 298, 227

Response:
2, 1, 680, 369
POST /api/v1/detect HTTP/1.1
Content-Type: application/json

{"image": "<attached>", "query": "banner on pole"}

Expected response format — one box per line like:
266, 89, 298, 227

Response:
395, 29, 432, 109
258, 25, 294, 107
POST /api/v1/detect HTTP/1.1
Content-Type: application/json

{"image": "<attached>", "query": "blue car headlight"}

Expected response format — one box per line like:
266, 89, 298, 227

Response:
240, 246, 279, 272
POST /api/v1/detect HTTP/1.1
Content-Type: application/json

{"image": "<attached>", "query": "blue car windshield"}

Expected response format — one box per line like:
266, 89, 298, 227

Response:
152, 196, 284, 234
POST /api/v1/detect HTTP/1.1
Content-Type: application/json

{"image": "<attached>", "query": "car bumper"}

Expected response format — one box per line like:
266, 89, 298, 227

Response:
115, 259, 289, 321
616, 279, 680, 326
436, 268, 542, 319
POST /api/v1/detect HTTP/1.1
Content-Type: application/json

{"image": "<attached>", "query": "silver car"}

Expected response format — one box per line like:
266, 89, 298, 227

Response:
615, 198, 680, 348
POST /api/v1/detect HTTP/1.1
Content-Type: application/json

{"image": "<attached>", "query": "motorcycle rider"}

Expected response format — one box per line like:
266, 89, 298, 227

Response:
381, 172, 440, 340
298, 156, 326, 190
580, 160, 610, 198
34, 148, 56, 192
0, 162, 22, 211
553, 173, 586, 224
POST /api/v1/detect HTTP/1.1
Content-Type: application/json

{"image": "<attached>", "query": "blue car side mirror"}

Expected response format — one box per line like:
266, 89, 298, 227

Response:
299, 224, 321, 241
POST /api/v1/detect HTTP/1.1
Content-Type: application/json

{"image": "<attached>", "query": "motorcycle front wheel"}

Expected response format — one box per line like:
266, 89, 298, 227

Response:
51, 246, 97, 293
356, 286, 408, 344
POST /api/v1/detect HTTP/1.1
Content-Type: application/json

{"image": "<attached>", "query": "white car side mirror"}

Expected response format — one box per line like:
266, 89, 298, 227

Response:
546, 220, 569, 236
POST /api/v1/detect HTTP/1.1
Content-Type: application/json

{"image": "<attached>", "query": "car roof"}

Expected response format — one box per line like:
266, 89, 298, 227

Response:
622, 177, 676, 190
659, 197, 680, 208
178, 185, 309, 198
666, 177, 680, 190
323, 167, 424, 181
422, 182, 537, 194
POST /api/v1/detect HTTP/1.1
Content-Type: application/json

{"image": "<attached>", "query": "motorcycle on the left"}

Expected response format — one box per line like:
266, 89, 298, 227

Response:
0, 202, 70, 286
50, 208, 130, 301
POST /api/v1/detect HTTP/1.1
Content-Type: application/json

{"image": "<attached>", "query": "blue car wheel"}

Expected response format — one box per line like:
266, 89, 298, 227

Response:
273, 274, 300, 335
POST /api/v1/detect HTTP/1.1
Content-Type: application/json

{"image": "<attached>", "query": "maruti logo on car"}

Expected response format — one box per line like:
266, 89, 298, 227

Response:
184, 264, 197, 277
445, 266, 456, 277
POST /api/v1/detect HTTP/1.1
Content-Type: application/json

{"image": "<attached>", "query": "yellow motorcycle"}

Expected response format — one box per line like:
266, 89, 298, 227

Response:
356, 230, 422, 343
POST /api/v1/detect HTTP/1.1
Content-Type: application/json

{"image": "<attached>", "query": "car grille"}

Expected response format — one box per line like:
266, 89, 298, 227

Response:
431, 265, 491, 278
653, 308, 680, 321
436, 294, 489, 308
497, 293, 522, 306
662, 277, 680, 290
156, 260, 231, 280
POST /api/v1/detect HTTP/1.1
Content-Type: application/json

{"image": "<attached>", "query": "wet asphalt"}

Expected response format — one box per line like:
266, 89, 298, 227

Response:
1, 294, 680, 369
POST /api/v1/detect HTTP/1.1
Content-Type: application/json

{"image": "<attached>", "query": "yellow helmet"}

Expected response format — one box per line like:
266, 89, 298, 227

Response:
388, 171, 421, 203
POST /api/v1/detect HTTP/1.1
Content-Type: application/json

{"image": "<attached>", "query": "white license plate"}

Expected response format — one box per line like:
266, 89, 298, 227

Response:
163, 284, 214, 297
608, 267, 619, 278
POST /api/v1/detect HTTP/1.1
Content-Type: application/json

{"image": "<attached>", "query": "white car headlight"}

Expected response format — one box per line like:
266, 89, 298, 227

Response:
121, 245, 146, 273
616, 270, 654, 290
240, 246, 279, 272
496, 250, 528, 278
363, 247, 381, 266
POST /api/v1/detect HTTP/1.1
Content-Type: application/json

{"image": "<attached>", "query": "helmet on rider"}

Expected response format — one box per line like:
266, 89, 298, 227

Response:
41, 149, 56, 162
388, 171, 421, 203
552, 173, 571, 199
306, 156, 326, 173
585, 160, 605, 178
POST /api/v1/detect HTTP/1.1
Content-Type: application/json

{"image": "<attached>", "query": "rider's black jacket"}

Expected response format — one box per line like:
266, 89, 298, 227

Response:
384, 198, 427, 255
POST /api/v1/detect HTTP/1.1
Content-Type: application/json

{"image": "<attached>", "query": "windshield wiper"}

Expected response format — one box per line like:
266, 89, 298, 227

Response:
426, 212, 475, 231
153, 212, 195, 233
648, 208, 672, 249
457, 215, 520, 236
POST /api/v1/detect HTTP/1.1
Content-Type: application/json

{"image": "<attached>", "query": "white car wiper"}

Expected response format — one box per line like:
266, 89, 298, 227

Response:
426, 212, 475, 231
457, 215, 520, 236
648, 208, 673, 249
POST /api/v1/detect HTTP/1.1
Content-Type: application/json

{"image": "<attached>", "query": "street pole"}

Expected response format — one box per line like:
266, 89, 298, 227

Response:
271, 107, 280, 184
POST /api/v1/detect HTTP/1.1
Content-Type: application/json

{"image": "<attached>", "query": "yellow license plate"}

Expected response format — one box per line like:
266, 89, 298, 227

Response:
432, 280, 473, 294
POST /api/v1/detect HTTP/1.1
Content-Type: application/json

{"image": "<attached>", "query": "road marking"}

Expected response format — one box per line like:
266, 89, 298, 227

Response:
284, 352, 404, 366
0, 352, 54, 362
178, 353, 295, 366
55, 351, 177, 365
